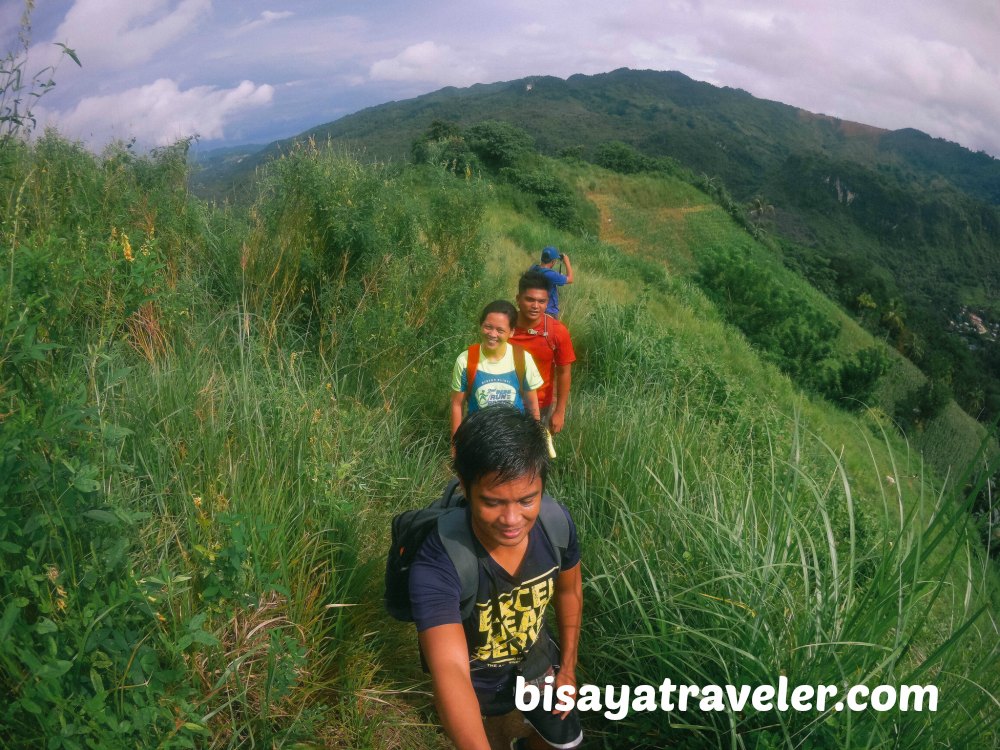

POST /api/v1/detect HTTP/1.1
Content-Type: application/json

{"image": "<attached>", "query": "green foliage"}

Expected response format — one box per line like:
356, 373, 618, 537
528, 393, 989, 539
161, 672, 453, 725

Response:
499, 165, 598, 235
594, 140, 653, 174
226, 139, 494, 405
695, 250, 896, 412
0, 289, 183, 747
463, 120, 534, 170
696, 248, 838, 391
410, 119, 598, 236
895, 378, 953, 432
572, 400, 996, 748
410, 120, 478, 175
566, 294, 995, 749
825, 345, 889, 409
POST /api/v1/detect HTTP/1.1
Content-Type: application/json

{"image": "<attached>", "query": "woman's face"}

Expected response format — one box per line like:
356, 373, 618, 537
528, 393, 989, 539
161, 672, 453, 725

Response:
480, 312, 512, 353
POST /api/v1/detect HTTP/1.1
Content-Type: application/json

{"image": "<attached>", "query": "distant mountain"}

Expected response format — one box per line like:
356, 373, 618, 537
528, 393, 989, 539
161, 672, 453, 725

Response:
192, 68, 1000, 420
196, 68, 1000, 205
188, 143, 265, 198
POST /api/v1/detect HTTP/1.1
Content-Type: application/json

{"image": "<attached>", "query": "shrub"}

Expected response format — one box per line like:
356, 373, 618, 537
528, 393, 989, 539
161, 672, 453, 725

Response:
499, 166, 598, 235
895, 378, 952, 432
410, 120, 478, 175
696, 248, 839, 393
825, 345, 890, 409
595, 140, 653, 174
464, 120, 534, 170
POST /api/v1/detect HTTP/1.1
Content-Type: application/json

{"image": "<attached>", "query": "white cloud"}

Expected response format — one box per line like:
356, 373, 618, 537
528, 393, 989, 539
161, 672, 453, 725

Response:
369, 41, 484, 85
233, 10, 294, 36
39, 78, 274, 148
31, 0, 211, 73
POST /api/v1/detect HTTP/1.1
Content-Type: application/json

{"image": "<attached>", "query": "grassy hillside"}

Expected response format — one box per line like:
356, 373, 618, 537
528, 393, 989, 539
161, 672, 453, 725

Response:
193, 68, 1000, 429
3, 131, 999, 749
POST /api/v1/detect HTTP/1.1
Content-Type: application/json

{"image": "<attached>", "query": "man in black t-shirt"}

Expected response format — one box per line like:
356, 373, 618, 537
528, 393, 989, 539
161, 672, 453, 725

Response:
410, 407, 584, 749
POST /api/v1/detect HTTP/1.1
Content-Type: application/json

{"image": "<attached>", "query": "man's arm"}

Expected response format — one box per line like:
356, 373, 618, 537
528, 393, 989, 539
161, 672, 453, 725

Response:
553, 562, 583, 718
560, 253, 574, 284
524, 389, 540, 422
418, 624, 491, 750
550, 364, 571, 434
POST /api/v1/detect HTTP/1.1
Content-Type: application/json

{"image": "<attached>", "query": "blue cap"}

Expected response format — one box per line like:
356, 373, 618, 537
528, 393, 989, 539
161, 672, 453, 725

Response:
541, 246, 560, 262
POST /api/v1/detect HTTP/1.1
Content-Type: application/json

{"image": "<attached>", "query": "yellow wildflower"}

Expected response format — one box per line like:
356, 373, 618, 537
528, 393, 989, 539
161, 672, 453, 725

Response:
122, 233, 134, 263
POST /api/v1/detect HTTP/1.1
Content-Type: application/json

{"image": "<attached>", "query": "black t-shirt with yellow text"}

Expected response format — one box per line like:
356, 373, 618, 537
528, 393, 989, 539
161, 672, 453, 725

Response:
410, 505, 580, 693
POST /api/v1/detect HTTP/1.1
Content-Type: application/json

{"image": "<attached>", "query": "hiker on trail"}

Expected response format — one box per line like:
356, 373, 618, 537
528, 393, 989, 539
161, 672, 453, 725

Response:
410, 406, 584, 750
451, 300, 544, 439
529, 246, 573, 319
510, 272, 576, 435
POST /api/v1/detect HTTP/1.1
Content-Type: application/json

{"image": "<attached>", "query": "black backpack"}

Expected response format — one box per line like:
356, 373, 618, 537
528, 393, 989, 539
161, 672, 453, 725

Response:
384, 478, 571, 622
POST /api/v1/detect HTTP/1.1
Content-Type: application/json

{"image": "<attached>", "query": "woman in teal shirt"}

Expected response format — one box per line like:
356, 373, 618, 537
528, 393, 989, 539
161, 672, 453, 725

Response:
450, 300, 543, 438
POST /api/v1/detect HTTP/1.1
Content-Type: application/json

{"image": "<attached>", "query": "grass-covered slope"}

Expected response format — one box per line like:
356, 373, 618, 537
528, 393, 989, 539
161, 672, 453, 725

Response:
194, 69, 1000, 428
3, 133, 998, 749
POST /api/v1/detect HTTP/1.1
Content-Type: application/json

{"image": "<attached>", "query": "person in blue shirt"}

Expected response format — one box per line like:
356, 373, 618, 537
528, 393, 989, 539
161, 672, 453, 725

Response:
530, 247, 574, 319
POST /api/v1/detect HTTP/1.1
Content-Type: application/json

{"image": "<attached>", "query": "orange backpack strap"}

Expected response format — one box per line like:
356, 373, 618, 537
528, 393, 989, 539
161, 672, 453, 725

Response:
465, 344, 480, 401
512, 345, 527, 392
543, 315, 557, 352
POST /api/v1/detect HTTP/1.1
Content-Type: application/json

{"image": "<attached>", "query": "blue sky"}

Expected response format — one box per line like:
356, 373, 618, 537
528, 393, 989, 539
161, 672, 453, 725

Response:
6, 0, 1000, 157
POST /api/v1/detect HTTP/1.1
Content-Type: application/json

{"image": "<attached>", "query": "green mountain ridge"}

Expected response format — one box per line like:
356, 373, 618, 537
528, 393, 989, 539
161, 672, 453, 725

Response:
194, 68, 1000, 203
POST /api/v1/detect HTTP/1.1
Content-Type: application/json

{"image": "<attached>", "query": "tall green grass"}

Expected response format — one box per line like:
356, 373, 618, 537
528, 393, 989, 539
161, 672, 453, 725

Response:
561, 303, 999, 748
1, 135, 457, 747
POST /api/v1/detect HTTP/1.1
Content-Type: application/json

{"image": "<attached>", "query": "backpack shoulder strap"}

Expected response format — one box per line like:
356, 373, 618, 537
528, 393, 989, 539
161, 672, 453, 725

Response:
542, 315, 557, 352
512, 345, 527, 392
438, 509, 481, 621
437, 477, 463, 507
537, 495, 570, 565
465, 344, 481, 401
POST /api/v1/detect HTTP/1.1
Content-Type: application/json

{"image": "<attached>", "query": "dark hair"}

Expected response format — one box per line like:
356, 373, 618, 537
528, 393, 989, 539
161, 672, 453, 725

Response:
518, 269, 551, 297
452, 406, 549, 492
479, 299, 517, 328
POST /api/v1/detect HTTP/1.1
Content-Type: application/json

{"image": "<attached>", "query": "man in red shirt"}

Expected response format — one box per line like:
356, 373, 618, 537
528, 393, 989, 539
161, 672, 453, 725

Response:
510, 270, 576, 434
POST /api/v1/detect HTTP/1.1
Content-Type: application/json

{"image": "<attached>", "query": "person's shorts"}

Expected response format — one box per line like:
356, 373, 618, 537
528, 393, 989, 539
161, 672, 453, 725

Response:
478, 667, 583, 749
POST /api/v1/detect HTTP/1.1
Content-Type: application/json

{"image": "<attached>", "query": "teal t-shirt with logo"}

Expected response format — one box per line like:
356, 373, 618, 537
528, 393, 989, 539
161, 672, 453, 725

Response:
451, 345, 544, 413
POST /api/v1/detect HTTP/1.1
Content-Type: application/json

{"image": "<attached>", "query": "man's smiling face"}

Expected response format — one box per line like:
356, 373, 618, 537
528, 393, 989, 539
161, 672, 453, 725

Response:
468, 471, 542, 551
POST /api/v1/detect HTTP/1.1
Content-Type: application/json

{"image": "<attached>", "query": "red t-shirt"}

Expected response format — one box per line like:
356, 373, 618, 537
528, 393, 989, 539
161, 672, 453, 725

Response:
510, 315, 576, 409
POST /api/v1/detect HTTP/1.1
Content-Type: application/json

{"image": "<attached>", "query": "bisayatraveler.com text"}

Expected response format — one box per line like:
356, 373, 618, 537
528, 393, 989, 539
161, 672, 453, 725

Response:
516, 676, 938, 721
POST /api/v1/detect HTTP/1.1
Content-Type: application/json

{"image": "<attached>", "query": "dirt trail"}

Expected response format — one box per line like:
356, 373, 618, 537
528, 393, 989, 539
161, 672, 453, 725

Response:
587, 191, 708, 256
